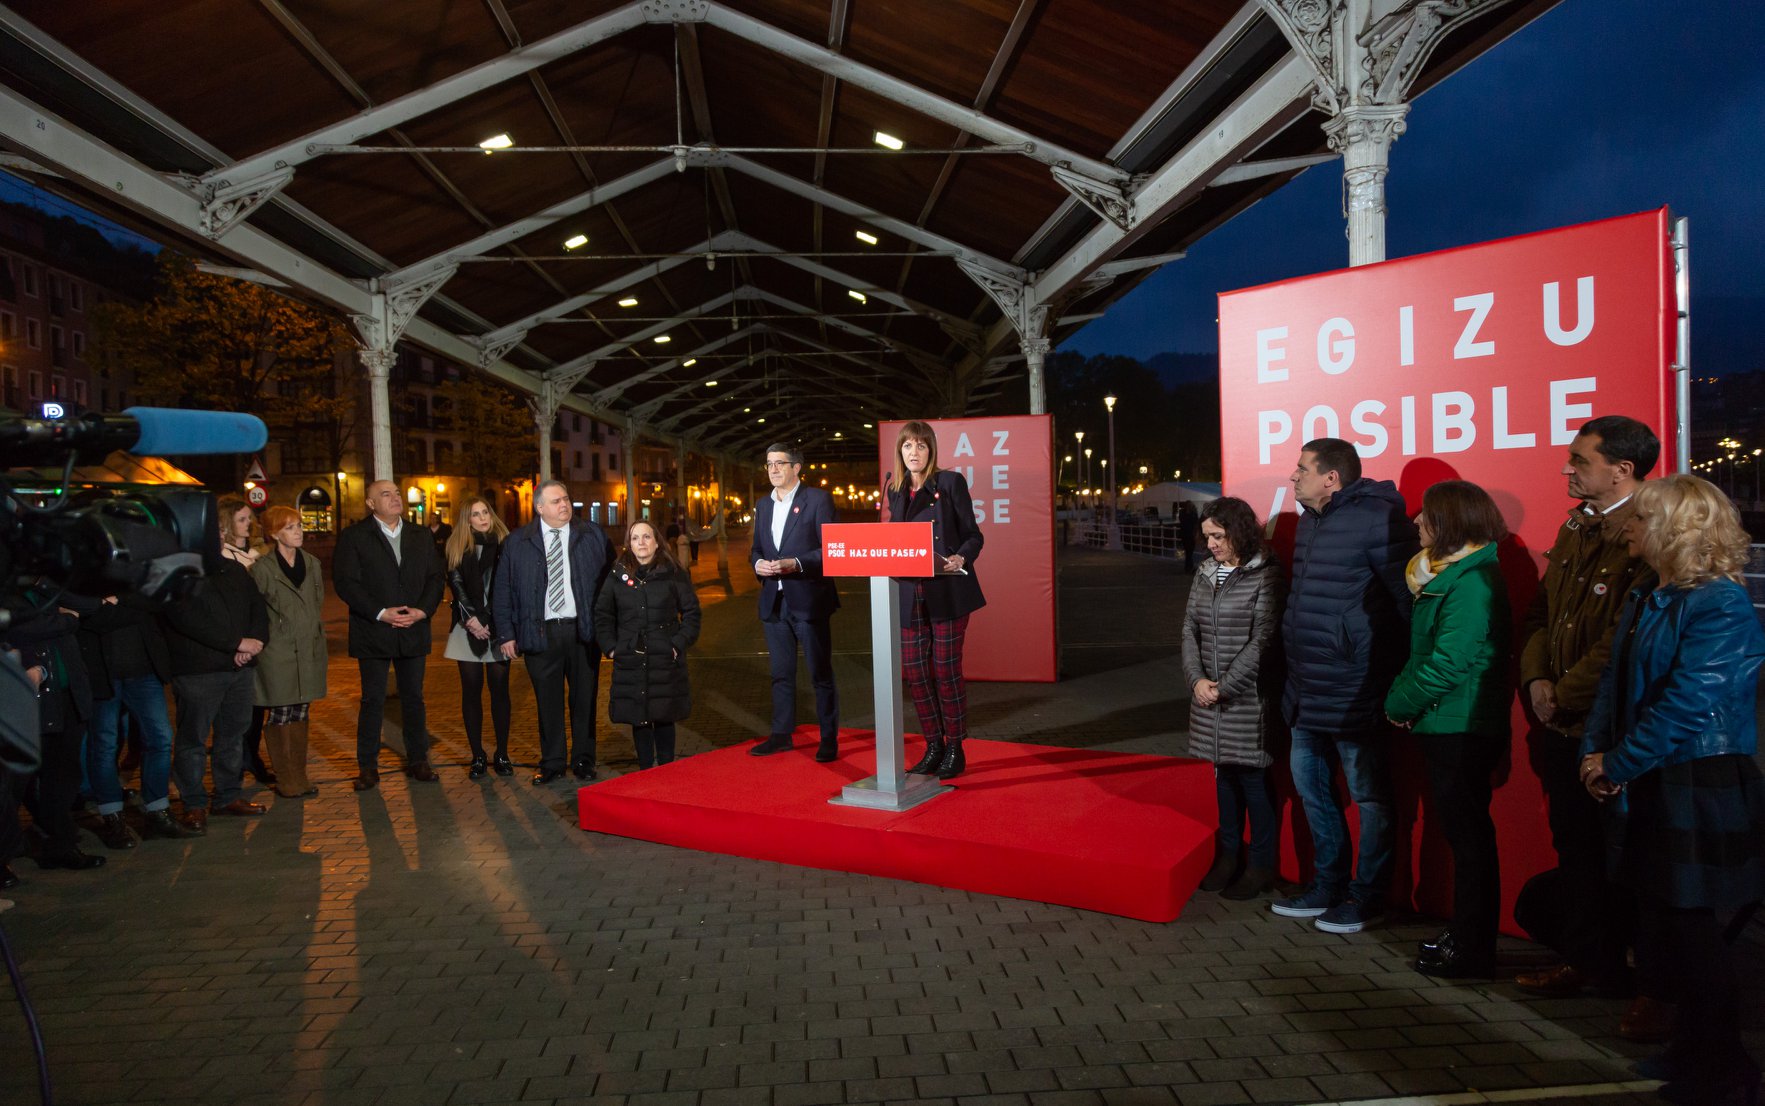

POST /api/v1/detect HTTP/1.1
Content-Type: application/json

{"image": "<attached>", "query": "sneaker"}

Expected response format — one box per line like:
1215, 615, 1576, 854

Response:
1314, 899, 1383, 934
1270, 885, 1339, 918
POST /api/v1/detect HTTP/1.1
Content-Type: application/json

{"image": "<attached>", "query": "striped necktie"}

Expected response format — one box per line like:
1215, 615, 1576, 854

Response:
546, 527, 567, 615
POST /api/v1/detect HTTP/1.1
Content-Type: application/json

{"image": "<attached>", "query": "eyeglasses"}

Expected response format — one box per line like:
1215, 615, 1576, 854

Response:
764, 460, 798, 469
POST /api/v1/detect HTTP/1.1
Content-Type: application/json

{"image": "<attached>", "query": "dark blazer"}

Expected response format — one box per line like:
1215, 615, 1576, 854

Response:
331, 516, 445, 660
750, 484, 840, 622
885, 468, 986, 622
491, 517, 615, 655
161, 558, 271, 676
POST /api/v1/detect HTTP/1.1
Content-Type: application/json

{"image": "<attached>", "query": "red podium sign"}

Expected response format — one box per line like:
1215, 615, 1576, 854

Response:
821, 522, 934, 577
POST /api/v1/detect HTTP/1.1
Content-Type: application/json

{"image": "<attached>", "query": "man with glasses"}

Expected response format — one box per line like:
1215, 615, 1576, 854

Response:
750, 444, 841, 761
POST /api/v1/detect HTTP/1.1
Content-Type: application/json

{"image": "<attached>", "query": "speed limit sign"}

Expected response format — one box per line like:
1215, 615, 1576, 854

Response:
245, 485, 268, 507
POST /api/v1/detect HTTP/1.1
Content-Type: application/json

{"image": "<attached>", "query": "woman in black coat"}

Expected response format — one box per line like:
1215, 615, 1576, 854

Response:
594, 520, 701, 769
886, 420, 985, 780
445, 497, 513, 779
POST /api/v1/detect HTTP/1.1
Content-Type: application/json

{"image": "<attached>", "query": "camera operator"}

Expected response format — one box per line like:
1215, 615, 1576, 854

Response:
1, 586, 106, 872
162, 546, 270, 830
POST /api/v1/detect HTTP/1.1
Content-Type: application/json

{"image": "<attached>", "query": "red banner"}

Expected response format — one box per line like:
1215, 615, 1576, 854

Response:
821, 522, 935, 576
1218, 209, 1678, 929
879, 416, 1057, 682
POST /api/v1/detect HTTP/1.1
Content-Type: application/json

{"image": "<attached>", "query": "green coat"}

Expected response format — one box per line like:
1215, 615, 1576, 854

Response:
1383, 542, 1511, 736
250, 550, 329, 708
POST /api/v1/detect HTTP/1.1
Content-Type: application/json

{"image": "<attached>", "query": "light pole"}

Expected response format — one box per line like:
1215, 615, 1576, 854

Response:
1753, 448, 1761, 506
1103, 394, 1121, 549
1083, 448, 1093, 510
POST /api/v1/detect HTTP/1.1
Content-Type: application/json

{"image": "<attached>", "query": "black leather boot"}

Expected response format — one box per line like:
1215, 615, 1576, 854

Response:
908, 738, 945, 775
935, 740, 965, 780
1199, 849, 1241, 893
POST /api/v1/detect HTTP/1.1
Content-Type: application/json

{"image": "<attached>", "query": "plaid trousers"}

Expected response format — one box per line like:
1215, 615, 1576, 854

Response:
901, 584, 971, 744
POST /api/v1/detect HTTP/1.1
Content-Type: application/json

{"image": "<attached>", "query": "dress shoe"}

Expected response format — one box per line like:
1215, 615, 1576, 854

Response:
95, 812, 140, 850
532, 768, 566, 785
1, 865, 18, 889
1418, 929, 1456, 962
749, 736, 792, 757
907, 738, 945, 775
935, 740, 966, 780
404, 762, 439, 783
1415, 941, 1496, 980
211, 800, 267, 816
468, 755, 488, 780
141, 809, 204, 840
492, 753, 514, 777
1220, 867, 1278, 900
1513, 962, 1588, 996
36, 848, 105, 871
176, 809, 208, 834
1199, 850, 1242, 893
1617, 995, 1676, 1042
571, 759, 596, 781
814, 737, 839, 763
352, 772, 380, 792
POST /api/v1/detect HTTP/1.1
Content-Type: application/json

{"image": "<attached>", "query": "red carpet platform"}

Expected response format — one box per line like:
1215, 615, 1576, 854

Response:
577, 729, 1219, 922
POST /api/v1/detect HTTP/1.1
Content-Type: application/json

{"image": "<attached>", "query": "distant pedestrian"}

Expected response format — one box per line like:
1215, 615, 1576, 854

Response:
1181, 496, 1283, 900
595, 520, 701, 769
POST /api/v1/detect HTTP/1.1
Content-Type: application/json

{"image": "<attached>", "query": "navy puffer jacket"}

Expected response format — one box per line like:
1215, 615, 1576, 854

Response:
1281, 477, 1419, 732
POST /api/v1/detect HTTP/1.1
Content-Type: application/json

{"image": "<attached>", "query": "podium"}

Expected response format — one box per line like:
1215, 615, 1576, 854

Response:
820, 522, 950, 812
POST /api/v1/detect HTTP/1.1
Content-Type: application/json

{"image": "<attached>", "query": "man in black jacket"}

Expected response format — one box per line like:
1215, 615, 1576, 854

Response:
332, 479, 445, 790
163, 557, 270, 829
492, 480, 613, 784
1273, 437, 1418, 935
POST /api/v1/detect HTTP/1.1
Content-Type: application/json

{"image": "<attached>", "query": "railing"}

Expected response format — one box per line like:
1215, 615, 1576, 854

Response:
1063, 511, 1194, 563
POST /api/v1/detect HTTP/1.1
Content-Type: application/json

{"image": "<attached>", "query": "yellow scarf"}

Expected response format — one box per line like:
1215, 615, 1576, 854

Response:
1405, 542, 1485, 596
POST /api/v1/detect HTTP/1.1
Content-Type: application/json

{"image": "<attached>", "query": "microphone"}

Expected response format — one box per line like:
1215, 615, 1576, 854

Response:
0, 408, 268, 464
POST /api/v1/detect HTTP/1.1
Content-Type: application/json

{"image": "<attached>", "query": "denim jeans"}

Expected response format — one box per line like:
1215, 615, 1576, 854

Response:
171, 668, 254, 810
1215, 764, 1278, 869
89, 676, 175, 815
1289, 725, 1393, 903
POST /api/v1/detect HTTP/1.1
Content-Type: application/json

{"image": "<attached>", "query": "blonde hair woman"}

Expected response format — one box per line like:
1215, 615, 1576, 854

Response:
1580, 475, 1765, 1102
217, 495, 271, 783
445, 496, 514, 778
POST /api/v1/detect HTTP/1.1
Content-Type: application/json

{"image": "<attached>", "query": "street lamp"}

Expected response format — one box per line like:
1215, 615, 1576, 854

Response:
1083, 448, 1093, 508
1103, 394, 1120, 549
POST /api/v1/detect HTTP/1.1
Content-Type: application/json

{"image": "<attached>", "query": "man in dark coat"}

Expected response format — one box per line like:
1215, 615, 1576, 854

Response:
332, 479, 445, 790
1273, 437, 1418, 935
749, 444, 841, 761
492, 479, 614, 784
163, 558, 270, 826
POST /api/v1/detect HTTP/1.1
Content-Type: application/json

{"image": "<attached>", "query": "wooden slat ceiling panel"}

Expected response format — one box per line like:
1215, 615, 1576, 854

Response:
922, 154, 1067, 262
500, 0, 639, 43
842, 0, 1019, 105
280, 0, 507, 106
286, 158, 487, 268
988, 0, 1219, 159
696, 30, 825, 150
12, 0, 358, 157
819, 86, 962, 225
714, 0, 832, 48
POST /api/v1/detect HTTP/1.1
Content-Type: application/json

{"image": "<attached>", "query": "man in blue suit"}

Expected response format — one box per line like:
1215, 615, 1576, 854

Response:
750, 444, 841, 761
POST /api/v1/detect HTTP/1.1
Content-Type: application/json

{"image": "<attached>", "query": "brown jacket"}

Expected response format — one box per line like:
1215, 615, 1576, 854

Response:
1518, 498, 1652, 734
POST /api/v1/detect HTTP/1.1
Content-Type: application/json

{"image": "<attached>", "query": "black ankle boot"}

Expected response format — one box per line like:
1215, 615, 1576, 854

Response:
468, 755, 488, 779
935, 740, 965, 780
1199, 850, 1241, 893
908, 739, 945, 775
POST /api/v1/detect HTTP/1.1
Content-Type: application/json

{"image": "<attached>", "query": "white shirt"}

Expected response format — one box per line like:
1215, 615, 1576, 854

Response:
770, 481, 800, 590
544, 523, 576, 619
1583, 493, 1633, 517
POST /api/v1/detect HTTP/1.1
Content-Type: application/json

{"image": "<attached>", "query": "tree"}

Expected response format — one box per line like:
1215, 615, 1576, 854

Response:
92, 252, 350, 480
435, 373, 538, 496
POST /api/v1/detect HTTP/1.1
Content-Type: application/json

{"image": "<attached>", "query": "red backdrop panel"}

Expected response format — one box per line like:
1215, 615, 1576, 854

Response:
1217, 209, 1678, 931
879, 416, 1057, 682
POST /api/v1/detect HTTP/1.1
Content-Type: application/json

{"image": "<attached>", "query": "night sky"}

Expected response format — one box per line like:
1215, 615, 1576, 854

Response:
1062, 0, 1765, 378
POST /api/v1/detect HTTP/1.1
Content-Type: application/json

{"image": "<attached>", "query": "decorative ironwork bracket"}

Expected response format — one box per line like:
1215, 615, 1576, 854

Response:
196, 168, 293, 240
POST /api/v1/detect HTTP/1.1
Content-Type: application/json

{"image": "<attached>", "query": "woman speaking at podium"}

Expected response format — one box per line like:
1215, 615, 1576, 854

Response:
886, 421, 985, 781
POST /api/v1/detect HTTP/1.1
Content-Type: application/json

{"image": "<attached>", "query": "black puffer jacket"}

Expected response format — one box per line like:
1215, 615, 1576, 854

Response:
593, 559, 702, 725
1280, 477, 1418, 732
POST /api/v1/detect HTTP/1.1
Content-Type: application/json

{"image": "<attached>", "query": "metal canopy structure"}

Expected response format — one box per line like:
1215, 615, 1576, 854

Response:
0, 0, 1559, 471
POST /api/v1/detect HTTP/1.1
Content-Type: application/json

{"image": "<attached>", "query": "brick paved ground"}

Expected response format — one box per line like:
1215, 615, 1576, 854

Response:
0, 538, 1742, 1105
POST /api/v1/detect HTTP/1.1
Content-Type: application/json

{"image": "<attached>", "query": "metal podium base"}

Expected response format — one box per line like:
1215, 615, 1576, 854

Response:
829, 773, 950, 812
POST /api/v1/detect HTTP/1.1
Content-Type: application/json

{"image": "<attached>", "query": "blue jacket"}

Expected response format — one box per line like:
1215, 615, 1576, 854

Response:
491, 517, 615, 655
1281, 477, 1419, 732
1580, 578, 1765, 783
751, 483, 841, 622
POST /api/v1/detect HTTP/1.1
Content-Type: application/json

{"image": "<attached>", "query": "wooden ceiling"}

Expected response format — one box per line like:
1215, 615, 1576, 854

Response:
0, 0, 1559, 460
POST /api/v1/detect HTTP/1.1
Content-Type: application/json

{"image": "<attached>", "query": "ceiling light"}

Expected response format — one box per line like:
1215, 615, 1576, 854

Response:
618, 297, 638, 308
743, 407, 751, 413
757, 417, 766, 423
833, 431, 843, 438
863, 423, 873, 429
563, 234, 588, 250
654, 335, 671, 344
847, 290, 867, 304
683, 358, 697, 367
873, 131, 904, 151
478, 133, 513, 151
855, 230, 878, 246
706, 380, 718, 387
